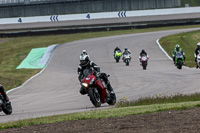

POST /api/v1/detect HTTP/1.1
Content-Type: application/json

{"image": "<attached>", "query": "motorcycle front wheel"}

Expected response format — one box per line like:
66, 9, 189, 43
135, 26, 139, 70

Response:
2, 101, 12, 115
125, 60, 129, 66
177, 61, 182, 69
142, 62, 147, 70
88, 88, 101, 107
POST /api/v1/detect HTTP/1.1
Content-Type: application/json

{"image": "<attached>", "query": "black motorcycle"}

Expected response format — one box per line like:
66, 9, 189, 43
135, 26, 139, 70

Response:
0, 94, 12, 115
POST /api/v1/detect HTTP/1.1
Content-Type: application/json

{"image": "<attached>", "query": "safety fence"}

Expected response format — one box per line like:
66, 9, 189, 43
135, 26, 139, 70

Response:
0, 0, 181, 18
0, 0, 87, 4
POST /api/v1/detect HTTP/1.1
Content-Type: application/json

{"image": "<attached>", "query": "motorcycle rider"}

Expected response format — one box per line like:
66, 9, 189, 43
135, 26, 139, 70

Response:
114, 47, 121, 59
122, 48, 131, 61
114, 47, 121, 54
139, 49, 149, 65
77, 54, 114, 95
194, 42, 200, 68
0, 84, 9, 103
172, 44, 185, 64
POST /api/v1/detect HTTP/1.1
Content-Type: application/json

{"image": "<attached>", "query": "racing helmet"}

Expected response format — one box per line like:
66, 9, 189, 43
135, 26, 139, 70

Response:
141, 49, 145, 53
80, 54, 89, 66
197, 42, 200, 48
124, 48, 128, 51
82, 50, 87, 55
175, 44, 180, 51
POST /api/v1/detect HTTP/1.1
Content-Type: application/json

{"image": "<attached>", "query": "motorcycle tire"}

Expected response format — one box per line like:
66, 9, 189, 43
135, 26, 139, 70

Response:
88, 88, 101, 107
107, 92, 116, 105
177, 61, 182, 69
126, 61, 129, 66
2, 101, 12, 115
142, 62, 147, 70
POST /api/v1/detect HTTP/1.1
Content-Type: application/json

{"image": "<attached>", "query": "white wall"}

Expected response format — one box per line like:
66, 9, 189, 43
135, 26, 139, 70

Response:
1, 7, 200, 25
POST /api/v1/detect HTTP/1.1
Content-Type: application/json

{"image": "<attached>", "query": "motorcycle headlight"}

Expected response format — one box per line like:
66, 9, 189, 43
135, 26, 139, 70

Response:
82, 83, 88, 88
89, 77, 95, 85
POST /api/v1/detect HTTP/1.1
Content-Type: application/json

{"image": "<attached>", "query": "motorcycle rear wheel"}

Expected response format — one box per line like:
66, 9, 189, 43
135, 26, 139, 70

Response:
88, 88, 101, 107
107, 92, 116, 105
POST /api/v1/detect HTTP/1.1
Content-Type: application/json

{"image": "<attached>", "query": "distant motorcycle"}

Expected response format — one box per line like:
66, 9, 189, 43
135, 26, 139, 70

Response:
196, 54, 200, 68
140, 55, 149, 70
123, 53, 131, 66
81, 68, 116, 107
0, 94, 12, 115
175, 52, 184, 69
114, 50, 121, 63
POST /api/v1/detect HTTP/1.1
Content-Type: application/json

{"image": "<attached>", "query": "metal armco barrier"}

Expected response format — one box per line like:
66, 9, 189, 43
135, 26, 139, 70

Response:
0, 17, 200, 38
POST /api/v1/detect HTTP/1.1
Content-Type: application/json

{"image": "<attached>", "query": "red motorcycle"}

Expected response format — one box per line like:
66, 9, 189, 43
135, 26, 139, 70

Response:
81, 68, 116, 107
140, 55, 149, 70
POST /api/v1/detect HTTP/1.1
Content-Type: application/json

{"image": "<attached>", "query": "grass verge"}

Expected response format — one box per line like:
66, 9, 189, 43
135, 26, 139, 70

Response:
116, 93, 200, 107
0, 100, 200, 130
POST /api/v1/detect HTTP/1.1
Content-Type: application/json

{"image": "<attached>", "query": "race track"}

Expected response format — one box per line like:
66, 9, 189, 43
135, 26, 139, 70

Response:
1, 28, 200, 123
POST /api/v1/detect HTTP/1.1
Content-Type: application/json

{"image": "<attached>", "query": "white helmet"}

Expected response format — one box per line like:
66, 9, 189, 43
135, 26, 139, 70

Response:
197, 42, 200, 47
82, 50, 87, 55
80, 54, 89, 66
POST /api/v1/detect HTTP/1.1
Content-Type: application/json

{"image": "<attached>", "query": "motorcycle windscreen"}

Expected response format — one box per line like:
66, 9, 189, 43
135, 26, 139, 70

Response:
176, 52, 183, 58
83, 68, 92, 78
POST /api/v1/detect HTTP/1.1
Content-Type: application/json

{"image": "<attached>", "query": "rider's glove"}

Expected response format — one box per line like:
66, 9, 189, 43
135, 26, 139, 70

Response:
96, 72, 100, 77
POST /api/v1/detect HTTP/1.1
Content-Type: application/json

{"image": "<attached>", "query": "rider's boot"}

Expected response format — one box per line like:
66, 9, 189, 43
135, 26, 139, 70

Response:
106, 82, 114, 94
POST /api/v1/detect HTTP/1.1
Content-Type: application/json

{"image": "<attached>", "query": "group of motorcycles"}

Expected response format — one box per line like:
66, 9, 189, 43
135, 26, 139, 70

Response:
114, 50, 149, 70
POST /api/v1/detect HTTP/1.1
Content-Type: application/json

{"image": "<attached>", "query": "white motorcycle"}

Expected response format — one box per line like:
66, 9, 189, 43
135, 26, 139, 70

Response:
123, 53, 131, 66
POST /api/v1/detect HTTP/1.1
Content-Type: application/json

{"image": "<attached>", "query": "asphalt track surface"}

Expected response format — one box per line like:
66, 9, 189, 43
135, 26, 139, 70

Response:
1, 28, 200, 123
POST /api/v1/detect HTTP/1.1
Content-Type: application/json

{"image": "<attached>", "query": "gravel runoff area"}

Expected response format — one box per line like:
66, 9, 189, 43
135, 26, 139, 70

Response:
1, 107, 200, 133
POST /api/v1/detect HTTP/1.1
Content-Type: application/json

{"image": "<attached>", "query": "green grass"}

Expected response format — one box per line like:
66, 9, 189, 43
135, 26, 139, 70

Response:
1, 24, 200, 91
116, 93, 200, 107
0, 100, 200, 130
159, 30, 200, 67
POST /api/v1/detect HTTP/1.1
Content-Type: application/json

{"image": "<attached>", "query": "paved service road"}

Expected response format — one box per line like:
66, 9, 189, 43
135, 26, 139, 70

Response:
1, 28, 200, 123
